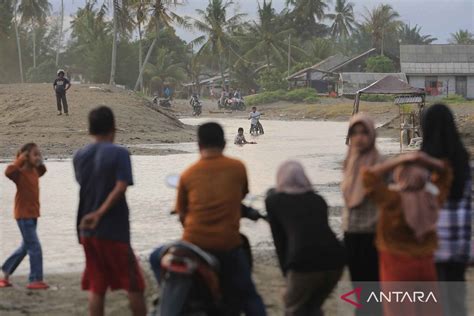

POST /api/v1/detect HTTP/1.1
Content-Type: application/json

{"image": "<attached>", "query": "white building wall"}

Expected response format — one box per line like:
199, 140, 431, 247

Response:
467, 76, 474, 99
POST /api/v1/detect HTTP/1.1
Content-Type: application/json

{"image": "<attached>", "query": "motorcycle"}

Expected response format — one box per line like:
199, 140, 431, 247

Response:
190, 98, 202, 117
250, 121, 264, 136
151, 175, 266, 316
153, 96, 172, 108
217, 97, 246, 111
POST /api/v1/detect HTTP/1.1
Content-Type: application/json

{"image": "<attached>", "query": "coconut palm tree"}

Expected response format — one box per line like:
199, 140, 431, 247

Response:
130, 0, 150, 91
326, 0, 356, 40
286, 0, 329, 24
449, 29, 474, 44
18, 0, 51, 68
237, 1, 303, 68
144, 47, 186, 93
191, 0, 245, 86
12, 0, 24, 82
133, 0, 188, 91
55, 0, 64, 66
399, 23, 437, 45
362, 4, 401, 55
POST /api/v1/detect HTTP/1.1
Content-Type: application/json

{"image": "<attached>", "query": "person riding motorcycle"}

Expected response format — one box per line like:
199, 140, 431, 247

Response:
149, 123, 266, 316
189, 93, 200, 107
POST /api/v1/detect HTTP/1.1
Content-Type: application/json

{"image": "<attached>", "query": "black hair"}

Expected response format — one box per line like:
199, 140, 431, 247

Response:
348, 122, 369, 136
17, 143, 38, 156
421, 103, 470, 199
238, 127, 244, 132
198, 122, 226, 149
88, 106, 116, 135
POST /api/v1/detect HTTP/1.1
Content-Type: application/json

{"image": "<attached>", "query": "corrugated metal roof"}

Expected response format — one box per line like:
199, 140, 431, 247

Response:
339, 72, 408, 95
287, 53, 351, 80
400, 45, 474, 75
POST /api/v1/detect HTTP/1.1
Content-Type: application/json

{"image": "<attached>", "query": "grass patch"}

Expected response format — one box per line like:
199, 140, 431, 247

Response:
441, 94, 474, 105
360, 94, 393, 102
246, 88, 318, 106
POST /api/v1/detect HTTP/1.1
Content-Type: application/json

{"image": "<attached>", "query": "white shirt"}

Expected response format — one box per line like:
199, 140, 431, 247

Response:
249, 111, 261, 125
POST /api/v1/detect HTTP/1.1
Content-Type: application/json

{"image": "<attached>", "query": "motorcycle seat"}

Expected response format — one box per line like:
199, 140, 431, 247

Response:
161, 241, 220, 271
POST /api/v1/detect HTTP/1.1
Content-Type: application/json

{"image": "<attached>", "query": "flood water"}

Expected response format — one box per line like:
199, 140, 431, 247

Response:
0, 118, 400, 274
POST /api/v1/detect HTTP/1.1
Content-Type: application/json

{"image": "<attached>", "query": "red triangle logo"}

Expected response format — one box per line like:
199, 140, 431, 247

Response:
340, 287, 363, 309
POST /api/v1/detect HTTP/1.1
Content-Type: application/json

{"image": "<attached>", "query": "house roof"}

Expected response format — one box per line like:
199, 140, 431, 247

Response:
331, 48, 377, 72
400, 44, 474, 75
287, 53, 351, 80
339, 72, 408, 95
358, 75, 424, 95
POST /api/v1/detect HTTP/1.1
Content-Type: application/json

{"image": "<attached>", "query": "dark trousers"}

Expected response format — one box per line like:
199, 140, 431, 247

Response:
56, 93, 68, 113
436, 262, 467, 316
150, 245, 266, 316
344, 232, 382, 316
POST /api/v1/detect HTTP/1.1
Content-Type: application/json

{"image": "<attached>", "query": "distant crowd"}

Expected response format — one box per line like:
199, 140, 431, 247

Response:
0, 102, 471, 316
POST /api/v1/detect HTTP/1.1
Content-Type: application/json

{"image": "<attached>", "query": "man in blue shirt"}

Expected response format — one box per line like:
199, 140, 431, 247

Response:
73, 106, 146, 316
53, 69, 71, 116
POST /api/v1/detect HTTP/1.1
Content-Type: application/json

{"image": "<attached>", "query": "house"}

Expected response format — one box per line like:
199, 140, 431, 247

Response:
400, 44, 474, 99
287, 48, 379, 93
338, 73, 408, 96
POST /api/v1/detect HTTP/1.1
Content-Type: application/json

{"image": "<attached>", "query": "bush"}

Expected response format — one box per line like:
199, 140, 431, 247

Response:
246, 90, 286, 106
246, 88, 319, 106
26, 59, 58, 83
283, 88, 318, 102
360, 94, 393, 102
256, 69, 287, 91
365, 55, 395, 73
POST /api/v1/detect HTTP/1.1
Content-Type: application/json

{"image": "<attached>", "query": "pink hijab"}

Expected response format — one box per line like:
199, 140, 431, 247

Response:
276, 161, 313, 194
341, 113, 380, 208
392, 164, 440, 241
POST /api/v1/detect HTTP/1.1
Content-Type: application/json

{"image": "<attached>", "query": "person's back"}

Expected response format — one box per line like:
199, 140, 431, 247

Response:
178, 154, 246, 251
266, 191, 345, 272
74, 142, 132, 242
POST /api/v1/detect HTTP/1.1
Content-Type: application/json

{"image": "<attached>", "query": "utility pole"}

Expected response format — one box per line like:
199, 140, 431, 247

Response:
13, 0, 24, 83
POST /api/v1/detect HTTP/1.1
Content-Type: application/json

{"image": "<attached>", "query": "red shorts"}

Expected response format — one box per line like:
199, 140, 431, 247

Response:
81, 237, 145, 295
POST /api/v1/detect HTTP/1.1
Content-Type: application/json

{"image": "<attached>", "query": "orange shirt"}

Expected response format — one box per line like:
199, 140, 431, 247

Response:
5, 157, 46, 220
363, 166, 452, 257
176, 153, 248, 251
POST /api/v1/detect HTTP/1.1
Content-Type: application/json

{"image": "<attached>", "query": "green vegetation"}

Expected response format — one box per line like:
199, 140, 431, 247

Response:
0, 0, 466, 97
441, 94, 474, 105
246, 88, 318, 106
365, 55, 395, 73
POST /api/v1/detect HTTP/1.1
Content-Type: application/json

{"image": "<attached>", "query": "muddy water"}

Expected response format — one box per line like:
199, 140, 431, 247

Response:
0, 118, 400, 274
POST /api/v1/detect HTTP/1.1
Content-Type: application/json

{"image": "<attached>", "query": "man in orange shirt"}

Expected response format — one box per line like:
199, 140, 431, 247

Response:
150, 122, 266, 315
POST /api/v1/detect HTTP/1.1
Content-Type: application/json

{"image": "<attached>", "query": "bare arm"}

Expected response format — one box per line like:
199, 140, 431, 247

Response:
368, 152, 444, 176
79, 180, 128, 229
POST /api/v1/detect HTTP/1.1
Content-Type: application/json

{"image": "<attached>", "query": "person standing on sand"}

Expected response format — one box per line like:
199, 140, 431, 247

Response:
0, 143, 49, 290
266, 161, 345, 316
149, 122, 266, 316
53, 69, 71, 116
363, 152, 451, 316
341, 113, 383, 315
421, 103, 472, 316
73, 106, 146, 316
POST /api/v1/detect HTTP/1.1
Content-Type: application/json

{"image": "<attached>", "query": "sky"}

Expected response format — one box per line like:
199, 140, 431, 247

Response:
50, 0, 474, 44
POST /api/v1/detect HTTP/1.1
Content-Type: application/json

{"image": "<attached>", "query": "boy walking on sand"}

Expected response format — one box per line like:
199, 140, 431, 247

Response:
0, 143, 48, 290
73, 106, 146, 316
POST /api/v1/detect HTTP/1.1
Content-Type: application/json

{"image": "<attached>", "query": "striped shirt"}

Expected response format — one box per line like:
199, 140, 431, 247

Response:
435, 164, 472, 263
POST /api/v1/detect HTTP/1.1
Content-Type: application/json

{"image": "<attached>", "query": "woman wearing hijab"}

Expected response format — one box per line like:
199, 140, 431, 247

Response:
341, 113, 383, 284
266, 161, 345, 316
421, 103, 471, 316
363, 152, 451, 316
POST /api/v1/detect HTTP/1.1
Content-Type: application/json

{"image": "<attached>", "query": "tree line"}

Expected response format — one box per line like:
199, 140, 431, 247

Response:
0, 0, 473, 94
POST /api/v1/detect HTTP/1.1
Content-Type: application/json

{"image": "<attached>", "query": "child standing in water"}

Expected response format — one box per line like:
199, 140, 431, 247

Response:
0, 143, 48, 289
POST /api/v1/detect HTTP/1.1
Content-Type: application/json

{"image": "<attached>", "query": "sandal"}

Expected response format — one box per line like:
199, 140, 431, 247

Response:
0, 279, 12, 288
27, 281, 49, 290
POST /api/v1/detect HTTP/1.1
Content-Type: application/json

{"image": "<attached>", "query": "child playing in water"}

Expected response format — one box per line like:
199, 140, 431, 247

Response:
234, 127, 256, 145
0, 143, 48, 290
